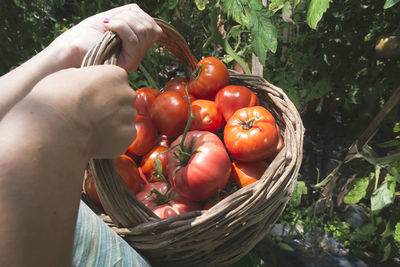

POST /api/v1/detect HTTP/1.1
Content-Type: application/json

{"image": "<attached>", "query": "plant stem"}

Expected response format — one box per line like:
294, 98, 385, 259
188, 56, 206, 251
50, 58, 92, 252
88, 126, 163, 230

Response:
139, 64, 159, 90
179, 84, 194, 151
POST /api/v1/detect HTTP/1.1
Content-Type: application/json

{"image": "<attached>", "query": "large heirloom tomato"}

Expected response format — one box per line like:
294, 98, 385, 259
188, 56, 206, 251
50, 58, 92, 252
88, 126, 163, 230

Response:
230, 160, 269, 188
224, 106, 279, 162
134, 87, 160, 118
189, 99, 223, 132
126, 115, 158, 156
189, 57, 229, 100
166, 131, 232, 201
150, 91, 189, 138
215, 85, 259, 122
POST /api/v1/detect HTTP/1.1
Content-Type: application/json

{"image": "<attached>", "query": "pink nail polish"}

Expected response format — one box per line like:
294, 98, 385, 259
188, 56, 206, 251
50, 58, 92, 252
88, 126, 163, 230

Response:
103, 18, 110, 24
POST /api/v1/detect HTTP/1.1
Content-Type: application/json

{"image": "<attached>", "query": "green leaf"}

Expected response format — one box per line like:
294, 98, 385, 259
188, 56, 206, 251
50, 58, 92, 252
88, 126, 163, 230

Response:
384, 0, 400, 9
371, 181, 395, 212
344, 175, 372, 204
394, 222, 400, 242
194, 0, 208, 11
222, 0, 250, 27
394, 122, 400, 133
306, 0, 332, 29
168, 0, 180, 10
249, 9, 277, 64
382, 242, 392, 262
290, 181, 308, 207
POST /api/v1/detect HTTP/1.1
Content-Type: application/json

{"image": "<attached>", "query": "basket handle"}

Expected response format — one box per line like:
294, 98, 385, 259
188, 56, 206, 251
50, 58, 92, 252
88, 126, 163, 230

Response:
81, 18, 198, 71
83, 19, 197, 227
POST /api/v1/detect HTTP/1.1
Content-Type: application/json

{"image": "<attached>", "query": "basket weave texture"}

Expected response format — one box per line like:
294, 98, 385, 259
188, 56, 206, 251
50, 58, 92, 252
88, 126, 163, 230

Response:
81, 19, 304, 267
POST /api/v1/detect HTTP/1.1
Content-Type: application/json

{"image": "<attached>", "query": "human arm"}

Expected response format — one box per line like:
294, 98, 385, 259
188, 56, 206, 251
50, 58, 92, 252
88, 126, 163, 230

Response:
0, 65, 137, 266
0, 3, 162, 120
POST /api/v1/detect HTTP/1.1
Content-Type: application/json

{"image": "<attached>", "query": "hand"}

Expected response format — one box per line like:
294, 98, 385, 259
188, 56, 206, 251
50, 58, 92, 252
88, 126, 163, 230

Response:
48, 4, 162, 72
15, 65, 138, 158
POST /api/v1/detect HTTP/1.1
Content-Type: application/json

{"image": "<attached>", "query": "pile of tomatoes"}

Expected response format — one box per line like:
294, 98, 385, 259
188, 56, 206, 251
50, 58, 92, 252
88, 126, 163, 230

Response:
84, 57, 283, 219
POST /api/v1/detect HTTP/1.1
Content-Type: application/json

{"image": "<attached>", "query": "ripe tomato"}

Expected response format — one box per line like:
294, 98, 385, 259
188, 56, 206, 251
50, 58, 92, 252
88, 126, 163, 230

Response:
224, 106, 279, 162
136, 181, 201, 219
136, 181, 170, 209
84, 155, 141, 206
152, 189, 202, 219
163, 77, 188, 92
164, 77, 196, 103
150, 91, 189, 138
134, 87, 160, 118
215, 85, 259, 122
140, 145, 168, 181
189, 57, 229, 100
84, 170, 101, 206
166, 131, 232, 201
113, 154, 141, 194
230, 160, 269, 188
189, 99, 223, 132
126, 115, 158, 156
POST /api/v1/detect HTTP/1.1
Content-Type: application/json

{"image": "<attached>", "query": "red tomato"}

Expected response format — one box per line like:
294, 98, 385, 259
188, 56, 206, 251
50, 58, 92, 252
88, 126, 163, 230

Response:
140, 146, 168, 181
230, 160, 269, 188
113, 154, 141, 194
134, 87, 160, 117
84, 155, 141, 206
152, 189, 202, 219
224, 106, 279, 162
163, 77, 188, 92
136, 181, 201, 219
126, 115, 158, 156
189, 57, 229, 100
189, 99, 223, 132
166, 131, 232, 201
84, 170, 101, 206
164, 77, 196, 103
150, 91, 189, 138
136, 181, 170, 209
215, 85, 259, 122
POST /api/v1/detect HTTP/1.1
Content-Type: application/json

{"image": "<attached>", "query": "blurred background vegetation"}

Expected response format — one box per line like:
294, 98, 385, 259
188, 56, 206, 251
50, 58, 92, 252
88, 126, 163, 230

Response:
1, 0, 399, 265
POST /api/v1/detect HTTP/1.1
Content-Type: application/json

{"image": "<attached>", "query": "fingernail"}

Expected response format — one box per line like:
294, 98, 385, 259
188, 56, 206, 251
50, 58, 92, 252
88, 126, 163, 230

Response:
103, 18, 110, 24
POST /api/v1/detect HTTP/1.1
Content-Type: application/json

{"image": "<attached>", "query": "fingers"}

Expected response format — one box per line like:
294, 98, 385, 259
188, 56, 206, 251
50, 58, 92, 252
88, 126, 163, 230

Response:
103, 5, 162, 72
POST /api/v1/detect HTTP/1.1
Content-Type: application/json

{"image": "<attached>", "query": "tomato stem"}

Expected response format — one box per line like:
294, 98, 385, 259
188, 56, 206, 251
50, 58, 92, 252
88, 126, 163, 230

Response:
178, 83, 194, 152
150, 188, 170, 205
241, 117, 257, 130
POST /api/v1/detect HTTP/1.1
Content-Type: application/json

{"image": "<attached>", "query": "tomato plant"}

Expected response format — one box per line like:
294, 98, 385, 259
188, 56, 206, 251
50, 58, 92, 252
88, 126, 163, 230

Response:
224, 106, 279, 162
230, 160, 269, 188
189, 99, 223, 132
134, 87, 160, 118
140, 145, 168, 181
166, 130, 232, 201
189, 57, 229, 100
126, 115, 158, 156
150, 91, 189, 138
215, 85, 259, 122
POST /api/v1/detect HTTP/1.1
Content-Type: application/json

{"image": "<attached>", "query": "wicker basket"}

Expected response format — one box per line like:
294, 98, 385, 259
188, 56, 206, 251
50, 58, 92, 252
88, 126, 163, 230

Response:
81, 19, 304, 267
